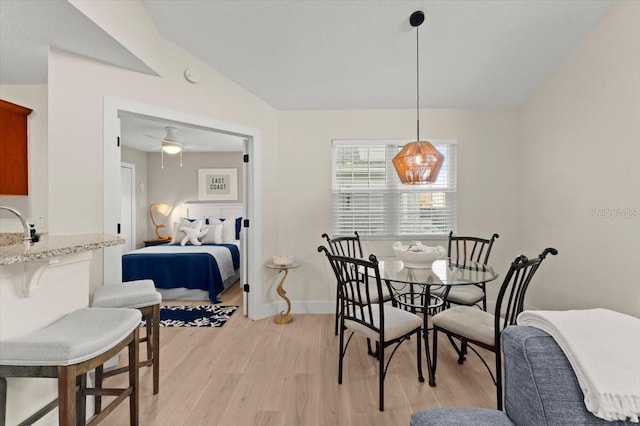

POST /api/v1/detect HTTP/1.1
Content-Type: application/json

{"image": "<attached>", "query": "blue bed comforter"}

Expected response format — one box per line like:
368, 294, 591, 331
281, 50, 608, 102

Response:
122, 243, 240, 302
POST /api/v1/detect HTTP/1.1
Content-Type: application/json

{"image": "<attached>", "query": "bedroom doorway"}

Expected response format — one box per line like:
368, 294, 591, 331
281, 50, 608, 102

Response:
103, 97, 262, 319
120, 162, 135, 253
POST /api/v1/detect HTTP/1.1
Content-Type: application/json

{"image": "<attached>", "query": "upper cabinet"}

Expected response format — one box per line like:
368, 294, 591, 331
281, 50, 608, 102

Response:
0, 99, 32, 195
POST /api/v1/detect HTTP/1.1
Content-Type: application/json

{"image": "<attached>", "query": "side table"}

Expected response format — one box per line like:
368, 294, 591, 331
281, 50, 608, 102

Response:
143, 239, 170, 247
266, 262, 299, 325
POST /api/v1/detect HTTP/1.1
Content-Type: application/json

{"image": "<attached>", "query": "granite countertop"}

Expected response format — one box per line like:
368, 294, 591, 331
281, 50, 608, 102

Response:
0, 233, 124, 265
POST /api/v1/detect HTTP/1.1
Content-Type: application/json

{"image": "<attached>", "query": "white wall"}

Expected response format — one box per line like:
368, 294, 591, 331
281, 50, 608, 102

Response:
520, 1, 640, 317
47, 1, 278, 303
277, 108, 521, 306
0, 85, 48, 231
146, 151, 244, 240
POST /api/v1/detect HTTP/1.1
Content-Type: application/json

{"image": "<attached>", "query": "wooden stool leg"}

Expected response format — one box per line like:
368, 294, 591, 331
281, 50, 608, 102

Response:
76, 374, 87, 425
94, 365, 103, 414
129, 328, 140, 426
152, 304, 160, 394
57, 365, 76, 426
145, 309, 153, 363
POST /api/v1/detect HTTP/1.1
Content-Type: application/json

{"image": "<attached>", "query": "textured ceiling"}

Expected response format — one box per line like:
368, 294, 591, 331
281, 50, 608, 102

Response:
0, 0, 156, 84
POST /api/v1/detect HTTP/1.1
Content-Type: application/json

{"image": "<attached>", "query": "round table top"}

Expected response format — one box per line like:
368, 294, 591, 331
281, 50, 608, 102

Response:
376, 258, 498, 287
265, 261, 300, 270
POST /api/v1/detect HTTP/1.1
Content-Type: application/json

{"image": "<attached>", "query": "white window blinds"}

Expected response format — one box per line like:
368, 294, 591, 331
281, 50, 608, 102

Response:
331, 139, 457, 239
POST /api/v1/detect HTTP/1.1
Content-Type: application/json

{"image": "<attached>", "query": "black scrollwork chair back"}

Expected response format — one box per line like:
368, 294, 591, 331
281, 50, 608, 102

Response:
431, 247, 558, 410
317, 245, 424, 411
440, 231, 500, 311
322, 232, 392, 336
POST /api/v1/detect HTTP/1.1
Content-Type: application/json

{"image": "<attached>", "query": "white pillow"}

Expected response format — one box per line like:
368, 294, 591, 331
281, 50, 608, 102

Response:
200, 219, 223, 244
221, 217, 237, 243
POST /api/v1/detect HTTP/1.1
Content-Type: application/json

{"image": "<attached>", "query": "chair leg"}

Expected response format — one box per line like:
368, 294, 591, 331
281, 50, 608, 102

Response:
431, 328, 438, 386
378, 339, 384, 412
459, 339, 468, 364
129, 328, 140, 426
416, 329, 424, 383
334, 289, 340, 336
152, 303, 160, 394
57, 365, 76, 426
0, 377, 7, 426
338, 325, 345, 385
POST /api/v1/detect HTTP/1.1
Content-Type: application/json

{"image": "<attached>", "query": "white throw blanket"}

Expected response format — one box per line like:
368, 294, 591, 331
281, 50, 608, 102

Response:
517, 309, 640, 423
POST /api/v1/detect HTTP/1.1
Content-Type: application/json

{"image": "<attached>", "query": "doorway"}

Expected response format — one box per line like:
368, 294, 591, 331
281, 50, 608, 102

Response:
120, 162, 135, 253
103, 97, 262, 319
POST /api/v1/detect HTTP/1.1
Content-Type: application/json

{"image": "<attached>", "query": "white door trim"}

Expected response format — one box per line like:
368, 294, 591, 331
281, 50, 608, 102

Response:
103, 96, 263, 319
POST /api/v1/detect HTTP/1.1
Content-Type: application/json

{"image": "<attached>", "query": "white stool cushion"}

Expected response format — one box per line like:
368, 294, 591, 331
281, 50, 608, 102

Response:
0, 308, 141, 366
92, 279, 161, 309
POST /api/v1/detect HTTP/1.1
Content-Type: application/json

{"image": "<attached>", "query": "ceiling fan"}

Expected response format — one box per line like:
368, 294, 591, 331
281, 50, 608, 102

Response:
144, 126, 183, 154
145, 126, 184, 168
159, 126, 182, 154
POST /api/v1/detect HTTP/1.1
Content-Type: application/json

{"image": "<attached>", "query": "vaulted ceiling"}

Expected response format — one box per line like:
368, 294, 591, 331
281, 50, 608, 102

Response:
0, 1, 614, 151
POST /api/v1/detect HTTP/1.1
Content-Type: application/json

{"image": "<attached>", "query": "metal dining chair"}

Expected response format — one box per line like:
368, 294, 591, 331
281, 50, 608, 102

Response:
318, 246, 424, 411
430, 247, 558, 410
432, 231, 499, 311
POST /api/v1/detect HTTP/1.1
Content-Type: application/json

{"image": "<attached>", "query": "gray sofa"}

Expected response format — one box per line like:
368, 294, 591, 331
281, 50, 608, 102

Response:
411, 325, 633, 425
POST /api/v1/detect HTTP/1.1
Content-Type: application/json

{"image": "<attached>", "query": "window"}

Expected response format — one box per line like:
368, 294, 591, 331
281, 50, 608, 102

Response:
332, 139, 457, 239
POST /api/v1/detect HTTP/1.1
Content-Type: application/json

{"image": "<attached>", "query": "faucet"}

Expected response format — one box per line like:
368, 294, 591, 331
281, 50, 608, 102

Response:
0, 206, 32, 242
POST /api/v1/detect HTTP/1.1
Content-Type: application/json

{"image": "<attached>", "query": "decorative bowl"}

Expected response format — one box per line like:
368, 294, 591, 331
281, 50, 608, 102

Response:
393, 242, 446, 269
273, 254, 295, 266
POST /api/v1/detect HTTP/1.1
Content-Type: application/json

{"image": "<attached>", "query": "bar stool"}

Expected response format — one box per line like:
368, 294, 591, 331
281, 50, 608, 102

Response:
0, 308, 140, 426
91, 280, 161, 394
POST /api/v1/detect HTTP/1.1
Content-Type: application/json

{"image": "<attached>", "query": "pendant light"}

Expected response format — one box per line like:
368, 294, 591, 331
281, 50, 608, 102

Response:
392, 11, 444, 185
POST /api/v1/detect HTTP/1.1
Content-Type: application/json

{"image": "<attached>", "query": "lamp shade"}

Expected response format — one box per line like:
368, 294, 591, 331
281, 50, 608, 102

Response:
153, 203, 172, 216
149, 203, 173, 240
393, 11, 445, 185
392, 140, 444, 184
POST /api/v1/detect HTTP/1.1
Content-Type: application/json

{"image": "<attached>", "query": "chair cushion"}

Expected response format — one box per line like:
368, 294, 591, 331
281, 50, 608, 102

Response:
0, 308, 141, 366
345, 305, 422, 342
443, 285, 485, 306
410, 407, 514, 426
92, 279, 161, 309
432, 306, 496, 346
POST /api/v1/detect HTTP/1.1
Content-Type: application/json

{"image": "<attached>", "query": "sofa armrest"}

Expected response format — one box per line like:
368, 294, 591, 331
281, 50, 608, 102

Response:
501, 326, 630, 425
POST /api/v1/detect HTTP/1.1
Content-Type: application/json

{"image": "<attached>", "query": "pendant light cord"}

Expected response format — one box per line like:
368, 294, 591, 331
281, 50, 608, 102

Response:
416, 22, 420, 142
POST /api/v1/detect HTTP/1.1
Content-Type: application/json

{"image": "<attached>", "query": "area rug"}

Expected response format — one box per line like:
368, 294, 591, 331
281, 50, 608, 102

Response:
141, 305, 238, 327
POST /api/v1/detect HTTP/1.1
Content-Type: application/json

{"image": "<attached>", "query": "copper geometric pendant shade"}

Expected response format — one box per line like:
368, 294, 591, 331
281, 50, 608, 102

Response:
392, 11, 444, 185
392, 140, 444, 184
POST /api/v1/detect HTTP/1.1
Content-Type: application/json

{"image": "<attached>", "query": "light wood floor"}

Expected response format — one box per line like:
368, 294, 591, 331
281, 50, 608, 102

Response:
102, 284, 496, 425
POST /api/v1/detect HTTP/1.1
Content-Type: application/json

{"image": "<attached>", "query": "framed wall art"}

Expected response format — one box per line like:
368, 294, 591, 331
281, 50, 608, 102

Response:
198, 168, 238, 201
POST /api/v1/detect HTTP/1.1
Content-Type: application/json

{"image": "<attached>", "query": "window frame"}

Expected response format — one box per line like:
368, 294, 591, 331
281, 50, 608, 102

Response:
331, 139, 457, 241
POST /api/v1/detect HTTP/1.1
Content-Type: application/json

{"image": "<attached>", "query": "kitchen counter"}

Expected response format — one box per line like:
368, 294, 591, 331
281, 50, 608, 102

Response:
0, 232, 124, 424
0, 233, 123, 265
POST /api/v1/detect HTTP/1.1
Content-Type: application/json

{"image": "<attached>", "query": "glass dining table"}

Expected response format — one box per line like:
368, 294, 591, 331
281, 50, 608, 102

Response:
375, 257, 499, 386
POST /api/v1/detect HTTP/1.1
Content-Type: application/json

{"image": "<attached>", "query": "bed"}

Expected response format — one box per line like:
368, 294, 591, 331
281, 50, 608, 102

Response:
122, 203, 243, 302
